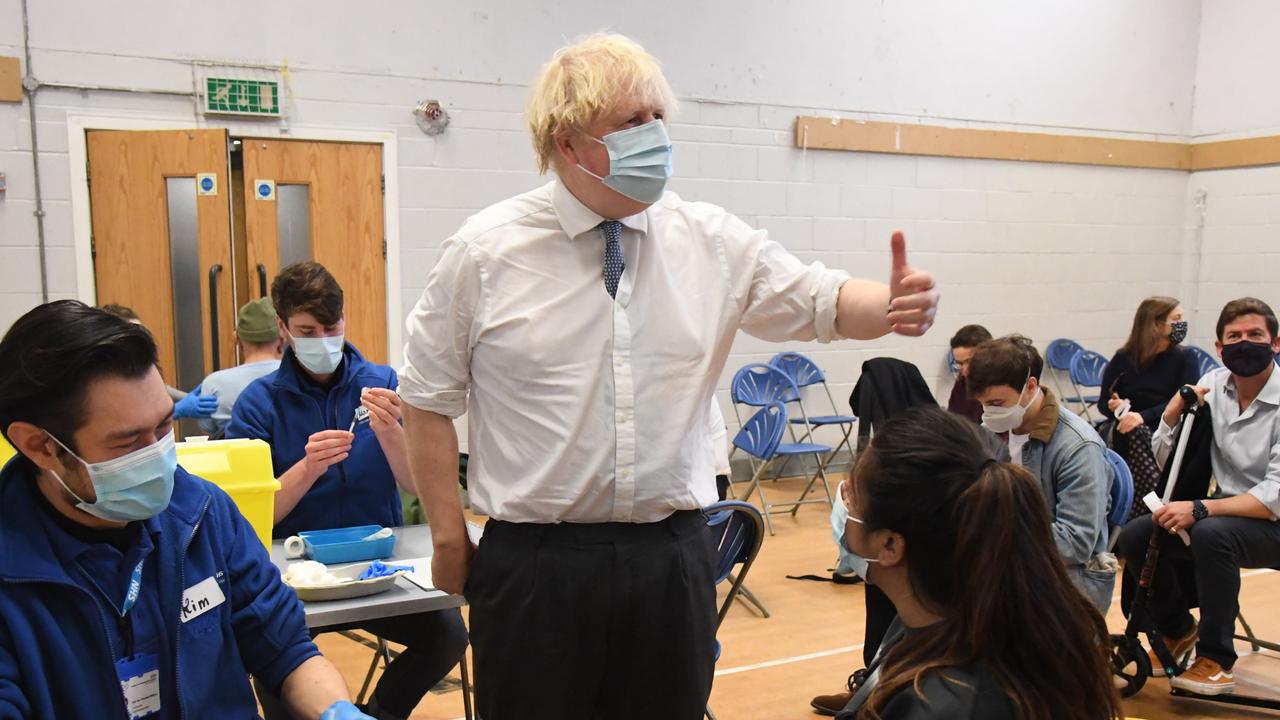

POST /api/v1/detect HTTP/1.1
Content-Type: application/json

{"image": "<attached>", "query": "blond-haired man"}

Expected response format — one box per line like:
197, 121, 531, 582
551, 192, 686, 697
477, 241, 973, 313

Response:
399, 33, 940, 719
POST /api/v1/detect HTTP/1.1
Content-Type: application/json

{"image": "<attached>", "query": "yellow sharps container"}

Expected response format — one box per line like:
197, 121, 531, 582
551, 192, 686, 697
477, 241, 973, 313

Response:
175, 438, 279, 548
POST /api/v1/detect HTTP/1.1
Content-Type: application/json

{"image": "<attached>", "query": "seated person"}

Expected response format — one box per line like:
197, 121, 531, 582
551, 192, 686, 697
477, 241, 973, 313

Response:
967, 335, 1116, 612
833, 406, 1119, 719
0, 301, 371, 719
946, 324, 991, 424
193, 297, 284, 436
1116, 296, 1280, 696
1099, 296, 1198, 517
226, 262, 467, 720
100, 303, 217, 420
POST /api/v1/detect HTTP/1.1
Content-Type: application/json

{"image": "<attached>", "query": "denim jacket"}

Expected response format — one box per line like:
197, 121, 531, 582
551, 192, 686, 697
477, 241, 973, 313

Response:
1002, 388, 1116, 612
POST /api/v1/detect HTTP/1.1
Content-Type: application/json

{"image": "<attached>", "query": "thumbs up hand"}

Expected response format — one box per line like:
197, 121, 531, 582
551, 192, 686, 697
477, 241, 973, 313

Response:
886, 231, 939, 337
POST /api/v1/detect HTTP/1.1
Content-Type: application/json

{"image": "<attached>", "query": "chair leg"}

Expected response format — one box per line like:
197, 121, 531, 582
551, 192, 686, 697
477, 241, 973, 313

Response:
705, 705, 718, 720
730, 576, 771, 618
1238, 612, 1262, 653
459, 646, 475, 720
356, 637, 388, 706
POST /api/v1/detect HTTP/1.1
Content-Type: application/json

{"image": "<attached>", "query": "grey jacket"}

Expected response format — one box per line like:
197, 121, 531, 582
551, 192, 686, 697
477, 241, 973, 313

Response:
998, 388, 1116, 612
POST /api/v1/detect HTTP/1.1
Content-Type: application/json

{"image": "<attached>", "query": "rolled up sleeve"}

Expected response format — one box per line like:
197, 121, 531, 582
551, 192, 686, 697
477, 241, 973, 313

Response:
399, 237, 482, 419
1247, 436, 1280, 519
737, 227, 850, 344
1151, 418, 1180, 471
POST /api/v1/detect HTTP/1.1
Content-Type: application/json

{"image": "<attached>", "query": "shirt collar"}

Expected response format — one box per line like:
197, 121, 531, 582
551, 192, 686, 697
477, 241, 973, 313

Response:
1026, 387, 1061, 443
552, 178, 648, 240
1229, 363, 1280, 406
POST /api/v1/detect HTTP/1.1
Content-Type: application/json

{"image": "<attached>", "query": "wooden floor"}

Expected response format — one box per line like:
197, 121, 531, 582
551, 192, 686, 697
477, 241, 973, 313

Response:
313, 474, 1280, 720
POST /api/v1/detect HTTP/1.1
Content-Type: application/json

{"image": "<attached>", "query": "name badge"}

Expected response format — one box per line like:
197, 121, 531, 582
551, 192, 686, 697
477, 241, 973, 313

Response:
115, 653, 161, 718
180, 575, 226, 623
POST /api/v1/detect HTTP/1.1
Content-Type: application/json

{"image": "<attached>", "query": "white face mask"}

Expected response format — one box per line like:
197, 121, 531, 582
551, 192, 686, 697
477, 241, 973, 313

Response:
981, 374, 1040, 434
288, 330, 344, 375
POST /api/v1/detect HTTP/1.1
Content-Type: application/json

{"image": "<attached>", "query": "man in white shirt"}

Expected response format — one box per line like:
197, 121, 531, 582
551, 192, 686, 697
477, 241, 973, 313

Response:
1117, 297, 1280, 697
398, 33, 939, 719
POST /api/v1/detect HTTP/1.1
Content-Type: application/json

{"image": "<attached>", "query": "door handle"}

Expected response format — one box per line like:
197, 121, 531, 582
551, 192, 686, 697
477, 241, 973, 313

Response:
208, 264, 223, 371
257, 263, 268, 298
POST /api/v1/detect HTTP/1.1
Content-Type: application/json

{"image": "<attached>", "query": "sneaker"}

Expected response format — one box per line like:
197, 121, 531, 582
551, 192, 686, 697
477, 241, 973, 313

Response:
1149, 624, 1197, 677
1170, 657, 1235, 695
810, 669, 867, 716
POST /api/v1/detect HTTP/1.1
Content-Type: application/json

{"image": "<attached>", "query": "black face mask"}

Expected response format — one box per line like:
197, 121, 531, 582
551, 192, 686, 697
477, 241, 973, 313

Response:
1221, 340, 1277, 378
1169, 320, 1188, 345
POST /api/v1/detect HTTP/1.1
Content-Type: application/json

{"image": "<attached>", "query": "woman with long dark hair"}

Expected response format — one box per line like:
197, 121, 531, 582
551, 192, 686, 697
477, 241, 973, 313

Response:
1099, 296, 1199, 518
837, 407, 1121, 720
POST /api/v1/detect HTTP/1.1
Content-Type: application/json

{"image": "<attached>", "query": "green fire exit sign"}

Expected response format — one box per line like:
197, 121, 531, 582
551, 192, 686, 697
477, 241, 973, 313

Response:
205, 77, 280, 116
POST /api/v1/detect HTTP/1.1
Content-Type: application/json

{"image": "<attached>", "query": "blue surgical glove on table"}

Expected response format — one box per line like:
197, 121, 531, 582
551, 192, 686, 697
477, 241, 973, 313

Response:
173, 391, 218, 419
320, 700, 376, 720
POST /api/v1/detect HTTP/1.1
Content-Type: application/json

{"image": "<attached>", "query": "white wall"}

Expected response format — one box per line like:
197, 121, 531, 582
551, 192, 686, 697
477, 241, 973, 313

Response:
0, 0, 1222, 446
1192, 0, 1280, 138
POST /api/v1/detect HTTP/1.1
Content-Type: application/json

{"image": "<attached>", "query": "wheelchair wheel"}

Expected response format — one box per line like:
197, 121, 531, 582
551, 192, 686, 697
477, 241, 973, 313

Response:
1110, 633, 1150, 698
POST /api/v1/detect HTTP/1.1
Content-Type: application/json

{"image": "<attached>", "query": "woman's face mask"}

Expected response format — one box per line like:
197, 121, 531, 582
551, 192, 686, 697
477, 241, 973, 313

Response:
831, 484, 879, 582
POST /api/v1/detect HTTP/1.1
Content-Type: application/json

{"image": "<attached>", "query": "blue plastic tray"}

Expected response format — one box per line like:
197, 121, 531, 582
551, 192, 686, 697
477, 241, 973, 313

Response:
299, 525, 397, 564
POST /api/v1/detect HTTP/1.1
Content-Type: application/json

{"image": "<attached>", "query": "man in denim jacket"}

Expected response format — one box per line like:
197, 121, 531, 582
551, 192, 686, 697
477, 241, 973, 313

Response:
968, 334, 1116, 612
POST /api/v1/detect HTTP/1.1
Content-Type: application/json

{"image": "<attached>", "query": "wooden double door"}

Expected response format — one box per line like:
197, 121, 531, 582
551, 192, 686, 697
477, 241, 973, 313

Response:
86, 129, 387, 390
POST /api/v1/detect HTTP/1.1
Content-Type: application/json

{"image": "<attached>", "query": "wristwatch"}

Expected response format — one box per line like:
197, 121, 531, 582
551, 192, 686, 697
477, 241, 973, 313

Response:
1192, 499, 1209, 522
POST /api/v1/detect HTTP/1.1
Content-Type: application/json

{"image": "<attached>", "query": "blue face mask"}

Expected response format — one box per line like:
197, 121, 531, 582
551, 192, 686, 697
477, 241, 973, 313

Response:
292, 333, 345, 375
831, 485, 878, 582
578, 119, 673, 204
48, 431, 177, 522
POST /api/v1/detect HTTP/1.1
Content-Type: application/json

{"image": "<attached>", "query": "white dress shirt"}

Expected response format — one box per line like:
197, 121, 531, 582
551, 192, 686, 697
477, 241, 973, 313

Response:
709, 399, 731, 478
400, 180, 850, 523
1152, 365, 1280, 519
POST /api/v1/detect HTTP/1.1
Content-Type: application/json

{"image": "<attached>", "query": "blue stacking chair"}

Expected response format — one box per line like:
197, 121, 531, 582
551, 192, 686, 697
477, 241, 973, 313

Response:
768, 352, 858, 469
1069, 350, 1107, 422
1186, 345, 1221, 379
731, 402, 833, 535
1104, 449, 1135, 551
1045, 338, 1091, 414
704, 500, 766, 720
730, 362, 817, 485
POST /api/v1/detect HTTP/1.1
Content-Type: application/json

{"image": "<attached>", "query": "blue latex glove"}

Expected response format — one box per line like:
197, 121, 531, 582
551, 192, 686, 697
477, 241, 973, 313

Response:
174, 392, 218, 419
356, 559, 414, 580
320, 700, 375, 720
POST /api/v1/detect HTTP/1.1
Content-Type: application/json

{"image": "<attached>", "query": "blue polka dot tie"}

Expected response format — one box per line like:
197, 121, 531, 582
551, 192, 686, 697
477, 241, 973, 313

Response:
599, 220, 625, 299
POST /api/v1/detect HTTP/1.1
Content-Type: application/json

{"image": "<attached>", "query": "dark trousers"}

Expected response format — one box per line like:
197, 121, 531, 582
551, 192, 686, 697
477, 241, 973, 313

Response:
466, 511, 718, 720
1117, 513, 1280, 669
257, 607, 468, 720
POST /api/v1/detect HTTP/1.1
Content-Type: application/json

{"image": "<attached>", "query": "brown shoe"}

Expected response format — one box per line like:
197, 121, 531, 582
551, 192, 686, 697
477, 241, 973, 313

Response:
1171, 657, 1235, 695
1149, 624, 1197, 677
810, 690, 852, 716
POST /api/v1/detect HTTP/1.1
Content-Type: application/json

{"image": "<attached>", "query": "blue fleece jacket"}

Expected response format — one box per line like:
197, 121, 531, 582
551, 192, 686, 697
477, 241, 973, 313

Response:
0, 459, 319, 719
224, 344, 403, 539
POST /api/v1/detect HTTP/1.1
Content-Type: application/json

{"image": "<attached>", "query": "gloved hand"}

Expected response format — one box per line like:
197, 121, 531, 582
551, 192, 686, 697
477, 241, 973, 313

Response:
319, 700, 376, 720
173, 392, 218, 419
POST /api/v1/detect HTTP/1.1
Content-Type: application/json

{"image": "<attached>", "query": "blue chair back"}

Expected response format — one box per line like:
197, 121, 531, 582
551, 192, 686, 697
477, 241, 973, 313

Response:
1104, 449, 1134, 545
731, 363, 801, 406
1187, 345, 1221, 378
731, 403, 787, 461
768, 352, 826, 389
705, 500, 765, 624
1070, 350, 1108, 387
1046, 338, 1085, 371
947, 348, 959, 376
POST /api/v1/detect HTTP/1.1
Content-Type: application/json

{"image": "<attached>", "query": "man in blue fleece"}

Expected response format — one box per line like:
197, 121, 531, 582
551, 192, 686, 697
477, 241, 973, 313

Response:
226, 262, 467, 720
0, 300, 371, 719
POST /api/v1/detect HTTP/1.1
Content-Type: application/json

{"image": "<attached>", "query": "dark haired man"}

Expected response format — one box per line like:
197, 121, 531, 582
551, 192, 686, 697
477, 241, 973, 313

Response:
967, 334, 1115, 612
0, 300, 370, 719
226, 262, 466, 720
1118, 297, 1280, 696
947, 324, 992, 423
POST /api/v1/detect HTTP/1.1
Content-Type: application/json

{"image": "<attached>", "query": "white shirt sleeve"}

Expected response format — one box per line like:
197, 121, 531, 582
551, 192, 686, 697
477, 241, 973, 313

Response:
708, 398, 730, 477
399, 237, 483, 419
728, 216, 850, 344
1151, 417, 1180, 471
